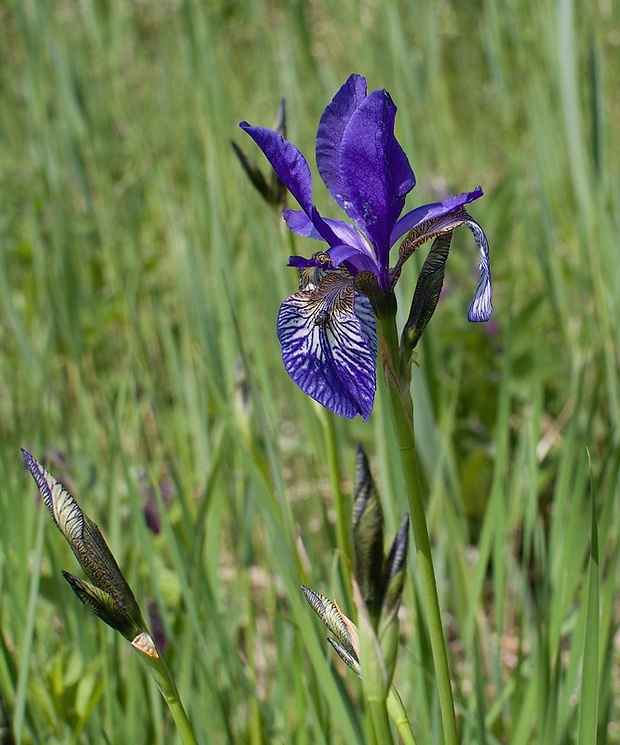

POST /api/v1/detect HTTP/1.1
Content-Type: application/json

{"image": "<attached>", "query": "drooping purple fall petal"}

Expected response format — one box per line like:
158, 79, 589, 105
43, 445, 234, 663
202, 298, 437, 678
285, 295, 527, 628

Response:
276, 273, 377, 420
391, 195, 492, 322
464, 219, 493, 322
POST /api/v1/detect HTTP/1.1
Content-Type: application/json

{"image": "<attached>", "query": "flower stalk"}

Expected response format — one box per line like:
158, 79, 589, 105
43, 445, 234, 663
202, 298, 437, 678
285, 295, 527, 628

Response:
322, 412, 351, 559
387, 685, 418, 745
239, 74, 492, 745
140, 652, 199, 745
375, 309, 459, 745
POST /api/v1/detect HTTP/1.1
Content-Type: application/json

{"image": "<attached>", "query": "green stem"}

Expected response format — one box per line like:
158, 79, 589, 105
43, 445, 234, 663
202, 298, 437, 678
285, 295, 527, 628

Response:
143, 650, 200, 745
368, 697, 395, 744
356, 584, 395, 745
377, 309, 459, 745
388, 685, 418, 745
321, 410, 356, 614
322, 411, 352, 560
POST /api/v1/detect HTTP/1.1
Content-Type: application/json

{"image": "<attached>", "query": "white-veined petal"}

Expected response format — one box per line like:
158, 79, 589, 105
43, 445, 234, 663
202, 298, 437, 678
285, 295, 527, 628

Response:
277, 273, 377, 420
464, 219, 493, 322
21, 449, 85, 543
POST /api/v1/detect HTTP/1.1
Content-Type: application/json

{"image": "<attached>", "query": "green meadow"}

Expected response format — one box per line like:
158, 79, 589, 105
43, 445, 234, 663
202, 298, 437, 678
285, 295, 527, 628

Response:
0, 0, 619, 742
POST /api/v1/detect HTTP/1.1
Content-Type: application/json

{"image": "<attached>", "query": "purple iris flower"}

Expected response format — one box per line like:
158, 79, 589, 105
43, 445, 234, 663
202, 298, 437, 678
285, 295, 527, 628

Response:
240, 74, 492, 421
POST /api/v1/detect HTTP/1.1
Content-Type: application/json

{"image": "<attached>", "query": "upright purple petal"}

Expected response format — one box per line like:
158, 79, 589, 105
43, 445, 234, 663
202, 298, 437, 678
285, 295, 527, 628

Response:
276, 273, 377, 420
339, 90, 415, 281
316, 74, 368, 209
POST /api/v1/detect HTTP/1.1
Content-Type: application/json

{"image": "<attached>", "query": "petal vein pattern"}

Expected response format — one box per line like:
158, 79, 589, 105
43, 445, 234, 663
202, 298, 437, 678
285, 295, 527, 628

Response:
277, 273, 377, 420
464, 218, 493, 321
23, 452, 84, 542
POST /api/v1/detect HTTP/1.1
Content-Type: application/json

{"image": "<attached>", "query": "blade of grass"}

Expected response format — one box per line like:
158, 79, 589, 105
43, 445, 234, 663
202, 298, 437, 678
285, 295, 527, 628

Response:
577, 453, 600, 745
13, 506, 45, 743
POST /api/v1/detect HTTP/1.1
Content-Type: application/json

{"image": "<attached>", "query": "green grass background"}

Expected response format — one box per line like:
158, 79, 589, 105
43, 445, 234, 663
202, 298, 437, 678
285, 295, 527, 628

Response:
0, 0, 619, 742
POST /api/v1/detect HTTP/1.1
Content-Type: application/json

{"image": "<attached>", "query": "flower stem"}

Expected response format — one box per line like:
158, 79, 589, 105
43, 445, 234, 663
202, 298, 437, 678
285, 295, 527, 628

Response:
142, 651, 200, 745
368, 696, 395, 744
321, 409, 355, 612
321, 409, 352, 559
376, 308, 459, 745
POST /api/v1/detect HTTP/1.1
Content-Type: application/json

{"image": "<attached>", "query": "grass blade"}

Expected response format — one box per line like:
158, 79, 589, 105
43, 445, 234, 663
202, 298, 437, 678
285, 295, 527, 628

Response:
577, 454, 600, 745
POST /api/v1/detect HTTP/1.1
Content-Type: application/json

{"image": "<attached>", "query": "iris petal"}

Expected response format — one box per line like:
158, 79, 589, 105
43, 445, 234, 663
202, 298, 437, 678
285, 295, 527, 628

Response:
339, 90, 415, 283
327, 245, 380, 275
286, 245, 380, 278
283, 209, 323, 239
316, 74, 368, 209
239, 123, 314, 213
284, 209, 373, 257
239, 123, 339, 245
464, 219, 493, 322
276, 273, 377, 420
390, 188, 483, 246
394, 206, 492, 322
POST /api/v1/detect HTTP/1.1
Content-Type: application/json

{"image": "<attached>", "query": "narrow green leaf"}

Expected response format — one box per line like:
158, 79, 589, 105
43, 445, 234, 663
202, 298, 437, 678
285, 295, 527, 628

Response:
353, 579, 395, 744
577, 456, 600, 745
0, 687, 16, 745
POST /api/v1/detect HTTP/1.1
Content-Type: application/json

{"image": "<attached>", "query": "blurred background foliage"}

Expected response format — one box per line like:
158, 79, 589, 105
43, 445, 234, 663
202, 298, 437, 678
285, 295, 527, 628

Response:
0, 0, 619, 742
